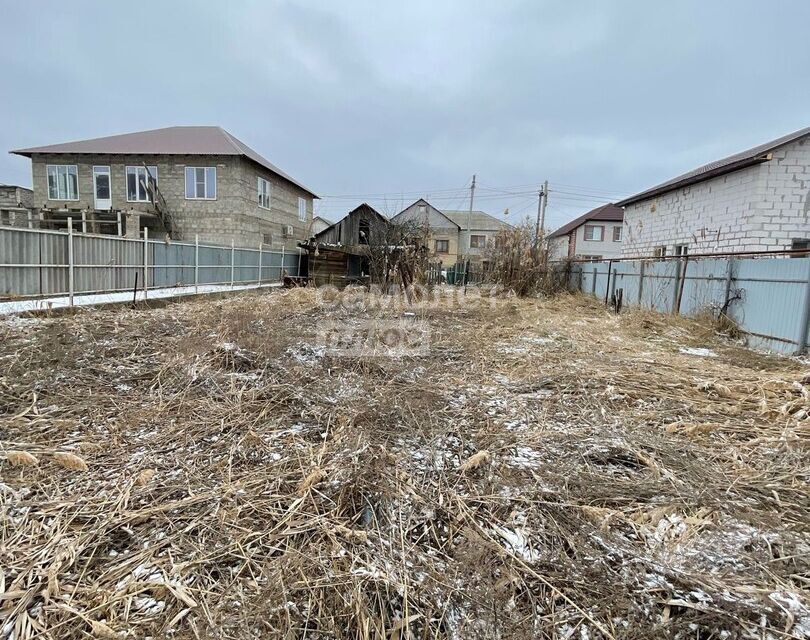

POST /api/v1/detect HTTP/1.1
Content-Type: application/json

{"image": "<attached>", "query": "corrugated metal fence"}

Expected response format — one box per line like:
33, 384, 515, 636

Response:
570, 255, 810, 354
0, 225, 303, 300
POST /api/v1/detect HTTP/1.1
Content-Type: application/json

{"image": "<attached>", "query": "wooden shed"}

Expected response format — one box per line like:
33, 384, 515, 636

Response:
300, 204, 391, 286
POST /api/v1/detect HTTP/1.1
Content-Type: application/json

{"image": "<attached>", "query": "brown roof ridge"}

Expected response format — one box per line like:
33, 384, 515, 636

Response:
548, 203, 623, 239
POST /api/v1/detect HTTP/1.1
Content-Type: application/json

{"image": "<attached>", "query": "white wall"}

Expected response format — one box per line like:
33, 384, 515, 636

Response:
572, 222, 624, 259
622, 136, 810, 257
548, 235, 570, 261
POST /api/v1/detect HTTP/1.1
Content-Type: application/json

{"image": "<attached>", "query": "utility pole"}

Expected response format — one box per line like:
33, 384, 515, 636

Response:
534, 180, 549, 258
464, 174, 476, 284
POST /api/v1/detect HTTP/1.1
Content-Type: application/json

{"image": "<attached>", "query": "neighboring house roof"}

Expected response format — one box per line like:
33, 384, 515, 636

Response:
313, 203, 386, 242
393, 198, 460, 229
440, 209, 513, 231
548, 204, 624, 239
312, 215, 333, 225
11, 126, 318, 198
0, 184, 32, 190
617, 126, 810, 207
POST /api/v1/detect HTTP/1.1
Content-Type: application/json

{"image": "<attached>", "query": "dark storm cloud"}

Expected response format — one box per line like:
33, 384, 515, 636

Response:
2, 0, 809, 228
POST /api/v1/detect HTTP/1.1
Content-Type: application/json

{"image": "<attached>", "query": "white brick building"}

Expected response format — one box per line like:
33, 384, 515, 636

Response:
547, 203, 624, 261
618, 127, 810, 257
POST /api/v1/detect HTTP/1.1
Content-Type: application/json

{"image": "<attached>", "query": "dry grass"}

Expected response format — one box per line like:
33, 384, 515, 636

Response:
0, 287, 808, 639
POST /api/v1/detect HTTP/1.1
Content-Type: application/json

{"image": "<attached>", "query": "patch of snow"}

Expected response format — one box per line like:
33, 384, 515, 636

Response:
0, 282, 282, 316
679, 347, 717, 358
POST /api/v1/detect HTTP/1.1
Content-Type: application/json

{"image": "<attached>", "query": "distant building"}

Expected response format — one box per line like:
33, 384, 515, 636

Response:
617, 127, 810, 257
547, 204, 624, 261
392, 198, 512, 265
11, 126, 318, 248
311, 215, 333, 235
0, 185, 34, 228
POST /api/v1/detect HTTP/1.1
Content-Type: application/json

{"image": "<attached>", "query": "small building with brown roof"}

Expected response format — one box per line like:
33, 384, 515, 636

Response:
547, 203, 624, 262
11, 126, 318, 247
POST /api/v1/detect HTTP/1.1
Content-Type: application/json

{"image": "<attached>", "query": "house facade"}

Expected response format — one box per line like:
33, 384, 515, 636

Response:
11, 126, 317, 248
547, 204, 624, 261
392, 199, 512, 265
618, 127, 810, 257
0, 185, 34, 227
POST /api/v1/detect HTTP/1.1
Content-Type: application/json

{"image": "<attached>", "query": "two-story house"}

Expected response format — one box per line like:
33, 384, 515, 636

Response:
547, 203, 624, 261
11, 126, 318, 248
392, 198, 512, 265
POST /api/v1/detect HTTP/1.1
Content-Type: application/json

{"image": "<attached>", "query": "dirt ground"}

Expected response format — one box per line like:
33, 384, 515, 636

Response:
1, 287, 808, 639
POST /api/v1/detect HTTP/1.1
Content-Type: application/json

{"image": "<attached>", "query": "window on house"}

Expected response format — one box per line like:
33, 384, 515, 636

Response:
613, 226, 622, 242
0, 210, 10, 226
435, 239, 449, 253
470, 234, 486, 249
47, 165, 79, 200
126, 166, 158, 202
791, 238, 810, 256
184, 167, 216, 199
262, 232, 273, 245
580, 255, 602, 262
418, 204, 427, 215
258, 177, 271, 209
358, 219, 370, 244
298, 197, 307, 221
583, 224, 604, 241
674, 244, 689, 256
653, 246, 667, 258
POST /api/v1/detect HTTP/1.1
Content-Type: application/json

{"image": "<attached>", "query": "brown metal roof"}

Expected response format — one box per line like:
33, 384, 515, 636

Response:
11, 126, 318, 197
548, 203, 623, 239
616, 126, 810, 207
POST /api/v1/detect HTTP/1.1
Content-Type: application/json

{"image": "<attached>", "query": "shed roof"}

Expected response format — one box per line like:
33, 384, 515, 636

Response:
11, 126, 318, 197
616, 126, 810, 207
548, 204, 623, 239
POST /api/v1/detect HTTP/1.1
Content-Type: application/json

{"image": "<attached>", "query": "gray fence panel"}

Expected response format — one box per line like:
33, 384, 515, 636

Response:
233, 248, 259, 284
728, 257, 809, 352
610, 261, 641, 304
73, 234, 142, 294
196, 245, 230, 286
152, 242, 196, 288
0, 228, 69, 297
640, 260, 678, 313
569, 254, 810, 354
678, 258, 728, 316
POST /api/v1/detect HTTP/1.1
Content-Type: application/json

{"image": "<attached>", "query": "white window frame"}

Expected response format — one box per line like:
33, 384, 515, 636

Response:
612, 226, 622, 242
298, 197, 307, 221
185, 167, 217, 200
258, 177, 271, 209
126, 166, 158, 203
583, 224, 604, 242
46, 165, 79, 201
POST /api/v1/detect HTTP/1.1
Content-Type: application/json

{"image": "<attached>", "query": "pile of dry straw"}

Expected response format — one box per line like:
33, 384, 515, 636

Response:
1, 287, 808, 639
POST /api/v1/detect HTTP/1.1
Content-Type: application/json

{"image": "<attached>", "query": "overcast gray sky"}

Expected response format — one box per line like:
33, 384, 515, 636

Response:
2, 0, 809, 229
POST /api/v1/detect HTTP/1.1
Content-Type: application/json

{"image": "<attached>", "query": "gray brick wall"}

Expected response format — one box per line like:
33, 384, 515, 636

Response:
622, 137, 810, 257
29, 153, 314, 249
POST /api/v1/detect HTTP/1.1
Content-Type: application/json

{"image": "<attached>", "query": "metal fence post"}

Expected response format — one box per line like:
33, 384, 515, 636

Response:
143, 226, 149, 300
280, 245, 285, 281
194, 234, 199, 294
637, 261, 645, 305
258, 242, 263, 285
67, 217, 74, 307
297, 248, 302, 278
796, 258, 810, 354
230, 239, 235, 289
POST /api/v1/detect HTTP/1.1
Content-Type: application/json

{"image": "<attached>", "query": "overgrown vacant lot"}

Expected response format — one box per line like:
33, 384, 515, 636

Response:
1, 288, 808, 639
